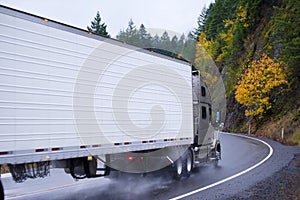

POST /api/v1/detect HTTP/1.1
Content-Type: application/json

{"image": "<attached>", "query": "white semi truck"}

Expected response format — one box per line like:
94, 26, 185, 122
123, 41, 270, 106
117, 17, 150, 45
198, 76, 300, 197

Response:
0, 5, 221, 196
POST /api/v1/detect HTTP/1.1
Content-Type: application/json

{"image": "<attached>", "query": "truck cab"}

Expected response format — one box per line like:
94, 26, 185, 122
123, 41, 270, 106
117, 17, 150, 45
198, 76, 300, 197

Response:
192, 70, 220, 164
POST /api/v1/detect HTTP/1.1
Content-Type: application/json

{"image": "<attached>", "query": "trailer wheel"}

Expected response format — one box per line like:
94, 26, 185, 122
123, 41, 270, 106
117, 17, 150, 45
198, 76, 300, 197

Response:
0, 179, 4, 200
173, 157, 183, 180
70, 158, 87, 179
184, 150, 193, 177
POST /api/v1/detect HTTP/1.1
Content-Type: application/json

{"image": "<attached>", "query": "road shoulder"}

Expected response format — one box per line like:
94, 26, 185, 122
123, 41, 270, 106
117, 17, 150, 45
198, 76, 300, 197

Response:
229, 153, 300, 199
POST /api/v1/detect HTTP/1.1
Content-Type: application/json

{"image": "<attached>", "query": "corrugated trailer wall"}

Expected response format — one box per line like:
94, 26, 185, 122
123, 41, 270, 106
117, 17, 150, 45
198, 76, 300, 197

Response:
0, 6, 193, 164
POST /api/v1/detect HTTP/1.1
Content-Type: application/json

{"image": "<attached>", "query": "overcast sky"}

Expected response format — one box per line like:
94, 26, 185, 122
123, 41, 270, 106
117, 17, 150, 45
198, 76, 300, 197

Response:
0, 0, 213, 38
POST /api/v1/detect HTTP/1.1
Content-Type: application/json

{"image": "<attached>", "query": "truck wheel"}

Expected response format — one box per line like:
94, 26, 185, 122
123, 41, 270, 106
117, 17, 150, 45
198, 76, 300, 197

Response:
104, 165, 110, 176
107, 170, 120, 179
0, 179, 4, 200
184, 150, 193, 177
214, 156, 219, 167
173, 157, 183, 180
214, 143, 221, 167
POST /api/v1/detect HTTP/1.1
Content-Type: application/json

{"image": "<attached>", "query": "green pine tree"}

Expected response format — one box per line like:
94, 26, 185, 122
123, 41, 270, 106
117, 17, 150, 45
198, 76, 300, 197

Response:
117, 19, 142, 47
177, 34, 185, 53
152, 34, 160, 48
192, 6, 207, 40
87, 11, 110, 37
138, 24, 152, 47
160, 31, 171, 51
171, 35, 179, 53
182, 33, 196, 62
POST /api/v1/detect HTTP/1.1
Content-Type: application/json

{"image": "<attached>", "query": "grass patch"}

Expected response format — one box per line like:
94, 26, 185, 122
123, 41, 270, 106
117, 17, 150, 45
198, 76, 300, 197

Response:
292, 109, 300, 121
291, 130, 300, 146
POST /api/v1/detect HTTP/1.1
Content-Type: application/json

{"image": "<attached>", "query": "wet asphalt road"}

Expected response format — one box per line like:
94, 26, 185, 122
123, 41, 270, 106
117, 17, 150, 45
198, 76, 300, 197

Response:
3, 133, 294, 200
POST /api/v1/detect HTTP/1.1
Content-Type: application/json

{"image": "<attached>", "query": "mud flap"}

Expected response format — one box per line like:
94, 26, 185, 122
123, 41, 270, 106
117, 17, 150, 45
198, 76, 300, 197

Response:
0, 178, 4, 200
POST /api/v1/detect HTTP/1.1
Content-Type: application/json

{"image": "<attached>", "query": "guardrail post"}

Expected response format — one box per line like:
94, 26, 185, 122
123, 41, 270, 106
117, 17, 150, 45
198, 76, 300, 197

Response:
281, 127, 284, 140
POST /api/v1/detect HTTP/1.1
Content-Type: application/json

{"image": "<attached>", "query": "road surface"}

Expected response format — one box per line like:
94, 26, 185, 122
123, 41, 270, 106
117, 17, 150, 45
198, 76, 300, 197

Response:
2, 133, 298, 200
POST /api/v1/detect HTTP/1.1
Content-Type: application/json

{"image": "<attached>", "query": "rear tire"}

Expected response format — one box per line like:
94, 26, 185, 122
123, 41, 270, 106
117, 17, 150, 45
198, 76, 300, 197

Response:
213, 143, 221, 167
184, 150, 193, 177
173, 157, 183, 180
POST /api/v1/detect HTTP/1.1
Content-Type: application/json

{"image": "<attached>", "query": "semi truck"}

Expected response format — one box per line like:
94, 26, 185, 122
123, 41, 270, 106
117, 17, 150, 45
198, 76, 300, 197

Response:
0, 5, 221, 196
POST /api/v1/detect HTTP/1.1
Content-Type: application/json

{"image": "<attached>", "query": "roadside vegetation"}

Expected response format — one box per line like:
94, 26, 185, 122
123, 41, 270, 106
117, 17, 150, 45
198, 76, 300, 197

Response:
189, 0, 299, 144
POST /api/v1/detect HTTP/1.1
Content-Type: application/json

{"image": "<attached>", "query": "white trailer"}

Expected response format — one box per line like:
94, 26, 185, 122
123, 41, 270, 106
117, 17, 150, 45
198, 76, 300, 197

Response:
0, 5, 221, 195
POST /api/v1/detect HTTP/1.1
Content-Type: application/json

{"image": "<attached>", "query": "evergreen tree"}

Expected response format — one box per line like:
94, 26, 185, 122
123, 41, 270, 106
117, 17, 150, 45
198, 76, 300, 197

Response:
116, 29, 126, 42
192, 6, 207, 40
117, 19, 142, 47
203, 0, 239, 40
116, 21, 189, 58
160, 31, 171, 51
152, 34, 160, 48
177, 34, 185, 53
171, 35, 179, 53
87, 11, 110, 37
182, 33, 196, 62
273, 0, 300, 85
138, 24, 152, 47
126, 19, 136, 36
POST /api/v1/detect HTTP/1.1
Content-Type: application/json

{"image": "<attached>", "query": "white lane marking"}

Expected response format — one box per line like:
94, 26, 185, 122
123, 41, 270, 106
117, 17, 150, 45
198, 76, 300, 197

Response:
170, 132, 274, 200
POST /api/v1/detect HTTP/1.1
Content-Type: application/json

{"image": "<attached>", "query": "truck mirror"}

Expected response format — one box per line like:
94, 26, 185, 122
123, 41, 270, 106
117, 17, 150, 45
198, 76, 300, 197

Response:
216, 111, 220, 123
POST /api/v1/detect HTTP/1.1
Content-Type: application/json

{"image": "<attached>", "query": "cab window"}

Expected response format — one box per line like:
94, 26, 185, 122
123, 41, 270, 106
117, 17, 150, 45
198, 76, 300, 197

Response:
202, 106, 207, 119
201, 86, 206, 97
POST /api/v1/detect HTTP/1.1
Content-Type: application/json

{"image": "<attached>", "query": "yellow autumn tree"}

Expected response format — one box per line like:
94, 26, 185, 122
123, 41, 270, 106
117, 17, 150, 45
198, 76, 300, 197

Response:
194, 32, 212, 70
235, 54, 288, 117
194, 32, 218, 87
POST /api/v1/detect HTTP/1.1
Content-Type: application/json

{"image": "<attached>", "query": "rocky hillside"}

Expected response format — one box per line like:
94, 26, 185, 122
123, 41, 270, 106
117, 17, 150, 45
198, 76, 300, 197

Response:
193, 0, 300, 144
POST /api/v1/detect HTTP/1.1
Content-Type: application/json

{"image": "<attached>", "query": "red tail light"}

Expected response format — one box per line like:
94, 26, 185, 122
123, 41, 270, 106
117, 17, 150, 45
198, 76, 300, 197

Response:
128, 156, 134, 161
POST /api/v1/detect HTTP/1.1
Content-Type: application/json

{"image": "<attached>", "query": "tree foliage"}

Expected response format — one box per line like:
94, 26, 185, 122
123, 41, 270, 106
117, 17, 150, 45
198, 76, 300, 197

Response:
117, 19, 142, 46
116, 19, 196, 61
190, 0, 299, 134
87, 11, 110, 37
273, 0, 300, 86
193, 0, 298, 77
235, 54, 288, 117
191, 7, 208, 40
194, 36, 218, 89
216, 5, 249, 63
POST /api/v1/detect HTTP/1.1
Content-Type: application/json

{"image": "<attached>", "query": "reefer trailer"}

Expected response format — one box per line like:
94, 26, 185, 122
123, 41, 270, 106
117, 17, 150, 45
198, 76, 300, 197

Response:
0, 5, 221, 192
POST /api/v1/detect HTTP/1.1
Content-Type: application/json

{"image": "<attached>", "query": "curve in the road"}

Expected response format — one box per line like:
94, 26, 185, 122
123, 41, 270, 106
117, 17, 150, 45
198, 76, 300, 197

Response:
2, 133, 274, 200
170, 132, 273, 200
